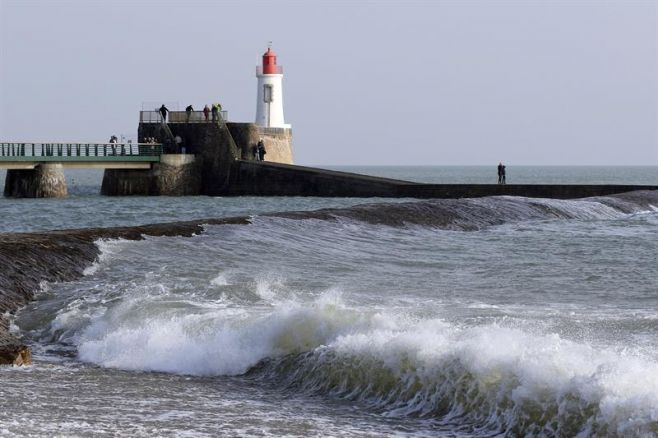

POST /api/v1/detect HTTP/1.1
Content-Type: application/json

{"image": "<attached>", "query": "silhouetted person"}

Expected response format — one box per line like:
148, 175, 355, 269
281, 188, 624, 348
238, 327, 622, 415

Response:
109, 135, 118, 156
203, 104, 210, 121
185, 105, 193, 122
258, 139, 266, 161
211, 104, 218, 122
159, 104, 169, 123
498, 162, 506, 184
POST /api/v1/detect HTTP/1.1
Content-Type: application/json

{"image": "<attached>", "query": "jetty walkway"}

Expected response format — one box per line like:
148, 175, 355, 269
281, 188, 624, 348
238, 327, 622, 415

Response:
0, 142, 163, 169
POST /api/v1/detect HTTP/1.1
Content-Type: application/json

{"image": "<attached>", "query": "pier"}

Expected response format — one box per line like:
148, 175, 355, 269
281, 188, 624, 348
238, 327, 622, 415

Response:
0, 142, 162, 169
0, 142, 163, 198
2, 112, 656, 200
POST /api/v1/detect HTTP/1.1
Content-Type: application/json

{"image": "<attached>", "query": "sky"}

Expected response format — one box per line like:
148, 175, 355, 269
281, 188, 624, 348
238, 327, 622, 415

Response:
0, 0, 656, 166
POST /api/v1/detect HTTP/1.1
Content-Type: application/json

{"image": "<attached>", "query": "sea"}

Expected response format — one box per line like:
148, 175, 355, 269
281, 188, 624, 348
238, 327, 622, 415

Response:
1, 166, 657, 437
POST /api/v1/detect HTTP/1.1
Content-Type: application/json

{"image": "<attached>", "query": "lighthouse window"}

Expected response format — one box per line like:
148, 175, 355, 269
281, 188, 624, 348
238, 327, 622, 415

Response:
263, 84, 273, 103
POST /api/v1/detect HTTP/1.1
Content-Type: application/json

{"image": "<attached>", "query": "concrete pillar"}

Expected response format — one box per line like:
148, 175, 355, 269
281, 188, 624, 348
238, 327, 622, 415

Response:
155, 154, 202, 195
4, 163, 68, 198
101, 155, 201, 196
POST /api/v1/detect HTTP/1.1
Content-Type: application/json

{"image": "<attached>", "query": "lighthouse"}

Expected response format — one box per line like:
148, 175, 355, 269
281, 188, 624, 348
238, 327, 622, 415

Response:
255, 46, 289, 128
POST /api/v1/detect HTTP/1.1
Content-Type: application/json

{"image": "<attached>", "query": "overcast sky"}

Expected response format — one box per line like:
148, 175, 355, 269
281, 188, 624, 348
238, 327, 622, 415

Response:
1, 0, 656, 165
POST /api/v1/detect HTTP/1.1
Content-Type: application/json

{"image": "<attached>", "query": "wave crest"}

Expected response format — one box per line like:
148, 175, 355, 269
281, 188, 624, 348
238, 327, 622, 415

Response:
270, 190, 658, 230
258, 320, 658, 436
58, 290, 658, 435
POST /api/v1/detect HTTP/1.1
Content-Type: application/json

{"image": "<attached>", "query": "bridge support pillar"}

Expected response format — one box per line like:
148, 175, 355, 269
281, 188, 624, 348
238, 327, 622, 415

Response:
101, 154, 201, 196
4, 163, 68, 198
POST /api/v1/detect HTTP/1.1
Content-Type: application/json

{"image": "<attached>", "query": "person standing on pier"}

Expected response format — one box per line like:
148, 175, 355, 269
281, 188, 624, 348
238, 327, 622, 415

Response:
497, 162, 506, 184
109, 135, 118, 156
211, 104, 218, 122
203, 104, 210, 121
159, 104, 169, 123
185, 105, 193, 122
258, 139, 266, 161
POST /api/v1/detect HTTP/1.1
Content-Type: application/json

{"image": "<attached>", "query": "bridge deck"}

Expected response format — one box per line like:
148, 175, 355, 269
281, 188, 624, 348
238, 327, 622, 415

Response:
0, 142, 163, 169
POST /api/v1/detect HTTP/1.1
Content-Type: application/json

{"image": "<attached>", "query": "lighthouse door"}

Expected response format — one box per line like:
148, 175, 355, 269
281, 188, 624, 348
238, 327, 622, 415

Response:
263, 84, 273, 103
263, 84, 273, 126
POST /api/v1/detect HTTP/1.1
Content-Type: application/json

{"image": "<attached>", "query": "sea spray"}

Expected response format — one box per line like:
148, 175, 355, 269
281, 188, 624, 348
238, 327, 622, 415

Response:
46, 279, 658, 436
257, 318, 658, 436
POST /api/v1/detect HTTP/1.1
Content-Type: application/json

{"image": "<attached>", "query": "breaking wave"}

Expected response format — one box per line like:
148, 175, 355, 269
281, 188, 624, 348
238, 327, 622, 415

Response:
49, 291, 658, 436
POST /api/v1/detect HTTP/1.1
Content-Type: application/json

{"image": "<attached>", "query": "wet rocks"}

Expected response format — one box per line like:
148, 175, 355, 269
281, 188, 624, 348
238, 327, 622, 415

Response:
0, 216, 250, 365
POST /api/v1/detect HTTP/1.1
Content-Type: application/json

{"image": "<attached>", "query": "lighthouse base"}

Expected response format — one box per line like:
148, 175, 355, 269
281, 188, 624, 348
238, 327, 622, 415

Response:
227, 123, 293, 164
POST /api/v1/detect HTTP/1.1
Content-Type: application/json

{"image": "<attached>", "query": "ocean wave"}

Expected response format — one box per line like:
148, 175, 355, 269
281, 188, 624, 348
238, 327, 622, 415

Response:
260, 323, 658, 436
71, 291, 379, 376
269, 190, 658, 230
57, 290, 658, 436
82, 239, 133, 276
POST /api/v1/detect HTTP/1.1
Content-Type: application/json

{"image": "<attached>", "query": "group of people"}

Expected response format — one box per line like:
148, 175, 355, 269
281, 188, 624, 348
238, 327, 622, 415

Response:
202, 103, 223, 122
252, 139, 267, 161
497, 162, 507, 184
158, 103, 223, 123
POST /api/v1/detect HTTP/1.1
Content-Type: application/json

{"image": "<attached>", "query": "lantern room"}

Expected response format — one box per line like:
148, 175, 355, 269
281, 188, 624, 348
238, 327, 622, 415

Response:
262, 48, 278, 74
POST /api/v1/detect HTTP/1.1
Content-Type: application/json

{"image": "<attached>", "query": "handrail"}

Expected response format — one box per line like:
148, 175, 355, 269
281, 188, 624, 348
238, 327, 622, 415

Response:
0, 142, 160, 146
140, 110, 229, 123
0, 142, 163, 158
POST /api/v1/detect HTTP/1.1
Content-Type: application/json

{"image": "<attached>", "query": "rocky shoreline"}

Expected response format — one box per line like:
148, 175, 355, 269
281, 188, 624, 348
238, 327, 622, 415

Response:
0, 217, 249, 365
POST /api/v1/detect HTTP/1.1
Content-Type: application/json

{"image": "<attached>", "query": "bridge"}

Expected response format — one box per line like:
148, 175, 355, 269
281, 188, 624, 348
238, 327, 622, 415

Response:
0, 142, 163, 169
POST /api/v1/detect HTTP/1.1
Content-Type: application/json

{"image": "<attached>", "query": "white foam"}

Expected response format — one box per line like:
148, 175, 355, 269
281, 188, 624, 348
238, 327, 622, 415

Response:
254, 275, 284, 302
210, 272, 229, 286
68, 292, 658, 434
311, 321, 658, 434
83, 239, 131, 276
75, 291, 383, 376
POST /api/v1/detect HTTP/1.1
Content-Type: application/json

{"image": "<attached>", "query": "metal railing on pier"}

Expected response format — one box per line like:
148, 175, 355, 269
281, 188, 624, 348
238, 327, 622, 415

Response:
139, 110, 229, 124
0, 142, 163, 161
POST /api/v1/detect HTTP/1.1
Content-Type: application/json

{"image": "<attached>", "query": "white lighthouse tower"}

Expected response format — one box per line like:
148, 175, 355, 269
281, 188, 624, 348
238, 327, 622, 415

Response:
255, 46, 289, 128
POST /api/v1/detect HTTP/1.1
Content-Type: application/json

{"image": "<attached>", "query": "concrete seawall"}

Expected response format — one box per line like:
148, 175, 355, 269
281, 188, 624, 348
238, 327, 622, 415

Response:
227, 123, 293, 164
228, 160, 415, 197
396, 183, 658, 199
229, 161, 658, 199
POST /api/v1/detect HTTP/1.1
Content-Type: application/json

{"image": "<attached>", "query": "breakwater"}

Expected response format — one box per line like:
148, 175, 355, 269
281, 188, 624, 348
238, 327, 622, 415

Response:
0, 217, 249, 364
229, 160, 658, 199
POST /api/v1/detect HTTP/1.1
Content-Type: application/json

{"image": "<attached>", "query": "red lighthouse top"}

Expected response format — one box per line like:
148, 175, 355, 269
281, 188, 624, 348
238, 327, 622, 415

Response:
262, 47, 281, 74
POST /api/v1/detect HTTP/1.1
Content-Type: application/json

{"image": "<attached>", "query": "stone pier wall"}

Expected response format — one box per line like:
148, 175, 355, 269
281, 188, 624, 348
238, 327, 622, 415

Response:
138, 122, 240, 195
101, 154, 201, 196
4, 164, 68, 198
155, 154, 202, 195
227, 123, 293, 164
